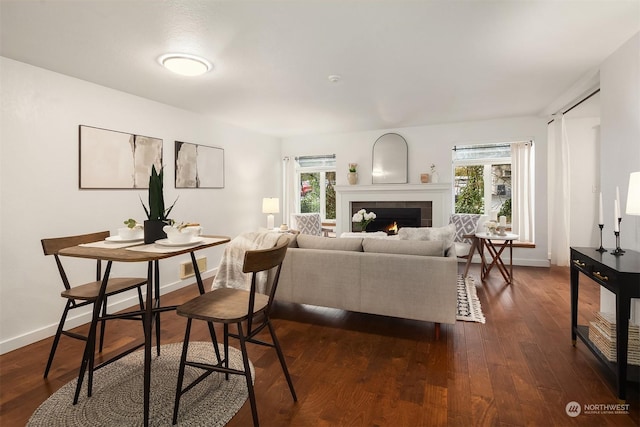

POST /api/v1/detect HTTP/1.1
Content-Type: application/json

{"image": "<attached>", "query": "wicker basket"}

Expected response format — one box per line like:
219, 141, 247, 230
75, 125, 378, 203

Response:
588, 312, 640, 365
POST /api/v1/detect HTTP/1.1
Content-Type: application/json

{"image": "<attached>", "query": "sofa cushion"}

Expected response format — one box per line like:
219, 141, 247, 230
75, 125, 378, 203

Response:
296, 234, 363, 251
397, 223, 456, 255
362, 238, 444, 257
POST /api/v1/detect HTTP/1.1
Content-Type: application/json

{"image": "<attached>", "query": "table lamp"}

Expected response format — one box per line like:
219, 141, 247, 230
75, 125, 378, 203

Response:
262, 197, 279, 229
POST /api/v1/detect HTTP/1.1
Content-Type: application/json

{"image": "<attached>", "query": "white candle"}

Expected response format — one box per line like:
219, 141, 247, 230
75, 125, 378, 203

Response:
499, 215, 507, 226
598, 192, 603, 225
616, 186, 621, 219
614, 202, 620, 232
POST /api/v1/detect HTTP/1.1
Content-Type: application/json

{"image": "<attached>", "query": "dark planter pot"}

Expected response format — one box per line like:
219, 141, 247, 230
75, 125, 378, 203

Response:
144, 220, 168, 244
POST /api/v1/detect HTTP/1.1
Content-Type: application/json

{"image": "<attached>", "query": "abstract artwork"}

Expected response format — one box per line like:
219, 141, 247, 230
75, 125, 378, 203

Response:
79, 125, 163, 189
175, 141, 224, 188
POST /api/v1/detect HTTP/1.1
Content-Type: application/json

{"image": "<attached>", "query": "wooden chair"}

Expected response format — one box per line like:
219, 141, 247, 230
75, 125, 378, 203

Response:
172, 241, 296, 426
41, 231, 147, 378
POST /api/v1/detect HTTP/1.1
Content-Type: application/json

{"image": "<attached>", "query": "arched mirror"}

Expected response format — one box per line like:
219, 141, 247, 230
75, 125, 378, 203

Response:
372, 133, 408, 184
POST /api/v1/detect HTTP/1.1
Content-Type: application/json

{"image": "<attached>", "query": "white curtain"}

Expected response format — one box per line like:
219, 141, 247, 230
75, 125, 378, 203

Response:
512, 141, 534, 242
548, 114, 571, 266
282, 156, 290, 225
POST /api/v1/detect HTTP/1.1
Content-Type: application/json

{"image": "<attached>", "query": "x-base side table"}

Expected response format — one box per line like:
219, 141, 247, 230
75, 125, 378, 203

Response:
475, 232, 519, 285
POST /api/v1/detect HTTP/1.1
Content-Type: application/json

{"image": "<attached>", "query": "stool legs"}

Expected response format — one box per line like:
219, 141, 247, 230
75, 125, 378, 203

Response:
237, 322, 259, 427
267, 320, 297, 401
172, 319, 192, 425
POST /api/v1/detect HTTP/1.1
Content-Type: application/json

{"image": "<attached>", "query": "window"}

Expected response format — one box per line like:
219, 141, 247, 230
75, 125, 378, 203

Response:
295, 155, 336, 222
453, 142, 534, 242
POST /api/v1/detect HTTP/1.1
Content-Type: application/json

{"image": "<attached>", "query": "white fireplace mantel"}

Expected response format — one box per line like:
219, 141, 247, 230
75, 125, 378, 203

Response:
334, 183, 452, 235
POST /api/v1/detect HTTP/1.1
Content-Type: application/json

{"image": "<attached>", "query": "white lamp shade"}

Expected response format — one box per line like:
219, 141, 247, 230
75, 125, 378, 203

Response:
626, 171, 640, 215
262, 198, 280, 214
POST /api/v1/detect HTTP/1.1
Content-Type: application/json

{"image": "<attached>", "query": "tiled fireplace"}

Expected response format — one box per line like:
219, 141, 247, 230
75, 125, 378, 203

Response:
334, 184, 452, 235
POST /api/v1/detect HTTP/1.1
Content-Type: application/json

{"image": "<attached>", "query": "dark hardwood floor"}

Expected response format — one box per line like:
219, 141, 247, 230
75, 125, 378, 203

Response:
1, 265, 638, 426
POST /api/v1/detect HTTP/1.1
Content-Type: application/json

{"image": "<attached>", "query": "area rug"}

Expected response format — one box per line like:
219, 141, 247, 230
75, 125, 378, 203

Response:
28, 342, 253, 427
456, 274, 486, 323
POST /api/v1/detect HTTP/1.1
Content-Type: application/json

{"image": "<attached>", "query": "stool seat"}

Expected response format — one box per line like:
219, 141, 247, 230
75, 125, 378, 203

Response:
177, 288, 269, 323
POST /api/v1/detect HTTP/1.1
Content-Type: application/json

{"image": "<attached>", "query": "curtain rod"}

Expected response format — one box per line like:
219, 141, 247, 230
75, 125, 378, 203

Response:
547, 88, 600, 125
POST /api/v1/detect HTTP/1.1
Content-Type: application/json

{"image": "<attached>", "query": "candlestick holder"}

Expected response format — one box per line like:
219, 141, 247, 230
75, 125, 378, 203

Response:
617, 218, 626, 253
611, 231, 624, 256
596, 224, 606, 252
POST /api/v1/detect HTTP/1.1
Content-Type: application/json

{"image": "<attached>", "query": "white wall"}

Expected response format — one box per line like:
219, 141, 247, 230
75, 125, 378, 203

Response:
598, 32, 640, 320
564, 117, 601, 247
0, 57, 282, 354
282, 116, 549, 266
600, 33, 640, 252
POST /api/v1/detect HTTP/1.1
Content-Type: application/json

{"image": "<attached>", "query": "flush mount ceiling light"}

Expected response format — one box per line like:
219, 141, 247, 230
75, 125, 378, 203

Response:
328, 74, 342, 83
159, 53, 212, 76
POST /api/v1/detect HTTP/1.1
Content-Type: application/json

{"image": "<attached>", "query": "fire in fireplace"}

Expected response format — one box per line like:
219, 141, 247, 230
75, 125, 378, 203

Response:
386, 222, 398, 235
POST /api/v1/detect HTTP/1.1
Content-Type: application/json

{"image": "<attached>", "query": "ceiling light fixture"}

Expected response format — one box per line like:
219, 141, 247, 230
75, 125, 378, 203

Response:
159, 53, 212, 76
328, 74, 342, 83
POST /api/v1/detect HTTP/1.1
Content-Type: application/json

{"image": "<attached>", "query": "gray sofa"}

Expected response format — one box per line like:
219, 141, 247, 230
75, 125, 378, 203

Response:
269, 233, 458, 329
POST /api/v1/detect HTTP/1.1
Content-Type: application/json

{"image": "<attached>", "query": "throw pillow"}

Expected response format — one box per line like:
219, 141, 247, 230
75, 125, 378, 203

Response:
292, 213, 322, 236
397, 223, 456, 255
449, 214, 481, 244
362, 238, 444, 257
296, 234, 363, 251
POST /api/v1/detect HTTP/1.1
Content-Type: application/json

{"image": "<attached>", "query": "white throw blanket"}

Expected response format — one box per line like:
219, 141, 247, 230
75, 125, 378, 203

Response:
211, 231, 283, 293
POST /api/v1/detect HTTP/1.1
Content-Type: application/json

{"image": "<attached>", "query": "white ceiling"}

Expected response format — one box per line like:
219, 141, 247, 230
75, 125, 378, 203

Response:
1, 1, 638, 137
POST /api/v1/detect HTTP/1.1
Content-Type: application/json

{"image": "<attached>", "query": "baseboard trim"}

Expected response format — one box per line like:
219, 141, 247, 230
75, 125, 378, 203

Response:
0, 269, 216, 355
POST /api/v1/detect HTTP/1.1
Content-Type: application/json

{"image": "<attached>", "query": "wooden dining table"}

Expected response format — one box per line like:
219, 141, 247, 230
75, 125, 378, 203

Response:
58, 234, 230, 427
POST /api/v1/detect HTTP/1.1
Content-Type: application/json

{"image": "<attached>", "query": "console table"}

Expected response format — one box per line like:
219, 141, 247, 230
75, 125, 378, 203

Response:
570, 246, 640, 402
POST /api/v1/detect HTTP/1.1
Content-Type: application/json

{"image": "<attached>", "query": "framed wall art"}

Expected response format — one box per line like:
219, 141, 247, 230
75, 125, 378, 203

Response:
175, 141, 224, 188
79, 125, 163, 189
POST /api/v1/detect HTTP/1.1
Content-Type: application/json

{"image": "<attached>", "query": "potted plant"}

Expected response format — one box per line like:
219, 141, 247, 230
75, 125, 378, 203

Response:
347, 163, 358, 185
140, 165, 178, 243
352, 208, 376, 232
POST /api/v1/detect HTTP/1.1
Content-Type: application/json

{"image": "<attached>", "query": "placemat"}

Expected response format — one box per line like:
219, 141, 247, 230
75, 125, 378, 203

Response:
125, 237, 227, 254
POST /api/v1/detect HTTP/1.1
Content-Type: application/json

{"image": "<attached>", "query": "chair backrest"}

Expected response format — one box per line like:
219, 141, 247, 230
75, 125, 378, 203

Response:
449, 214, 482, 244
41, 231, 108, 290
41, 231, 110, 255
242, 240, 288, 331
290, 213, 323, 236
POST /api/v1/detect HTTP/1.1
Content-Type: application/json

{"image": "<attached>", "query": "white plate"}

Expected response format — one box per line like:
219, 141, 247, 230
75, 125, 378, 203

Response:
106, 236, 144, 243
155, 238, 204, 247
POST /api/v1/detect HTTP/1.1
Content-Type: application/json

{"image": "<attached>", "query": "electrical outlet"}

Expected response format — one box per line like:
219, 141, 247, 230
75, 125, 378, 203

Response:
180, 257, 207, 279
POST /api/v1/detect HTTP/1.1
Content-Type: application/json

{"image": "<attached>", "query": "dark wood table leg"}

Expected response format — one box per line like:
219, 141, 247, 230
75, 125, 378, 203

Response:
478, 239, 489, 281
508, 240, 514, 284
570, 265, 579, 345
485, 239, 512, 284
154, 260, 161, 357
616, 291, 631, 402
463, 237, 478, 277
143, 261, 153, 427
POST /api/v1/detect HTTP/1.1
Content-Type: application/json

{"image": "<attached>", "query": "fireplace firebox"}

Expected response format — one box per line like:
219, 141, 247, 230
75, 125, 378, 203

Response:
351, 201, 432, 234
